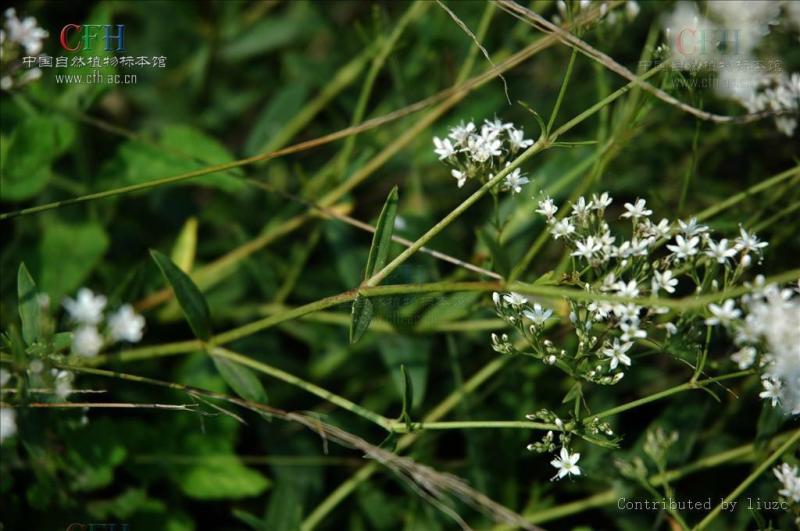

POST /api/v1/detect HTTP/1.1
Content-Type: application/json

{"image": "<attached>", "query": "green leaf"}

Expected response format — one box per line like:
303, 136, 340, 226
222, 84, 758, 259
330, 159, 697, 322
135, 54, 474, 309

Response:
100, 125, 246, 194
170, 217, 198, 272
349, 295, 373, 344
179, 460, 270, 500
379, 335, 429, 408
38, 220, 109, 300
211, 356, 268, 404
477, 227, 510, 278
400, 364, 414, 421
17, 263, 42, 346
364, 186, 399, 280
0, 115, 75, 201
350, 187, 398, 343
150, 250, 212, 341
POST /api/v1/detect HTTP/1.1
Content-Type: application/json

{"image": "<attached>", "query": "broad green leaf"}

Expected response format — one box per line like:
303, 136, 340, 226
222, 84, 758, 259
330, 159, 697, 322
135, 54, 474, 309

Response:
38, 220, 109, 300
349, 295, 373, 344
170, 217, 198, 273
179, 460, 270, 500
100, 125, 246, 194
211, 356, 268, 404
17, 263, 42, 346
350, 187, 398, 343
0, 115, 75, 201
477, 227, 510, 278
150, 250, 211, 341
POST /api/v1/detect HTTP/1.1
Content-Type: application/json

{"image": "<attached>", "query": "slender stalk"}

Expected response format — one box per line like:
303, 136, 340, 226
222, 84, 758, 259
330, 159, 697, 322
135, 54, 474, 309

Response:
389, 420, 557, 433
546, 47, 579, 134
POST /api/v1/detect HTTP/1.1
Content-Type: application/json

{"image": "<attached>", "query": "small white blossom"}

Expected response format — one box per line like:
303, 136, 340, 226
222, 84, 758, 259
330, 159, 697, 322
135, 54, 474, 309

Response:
678, 218, 709, 237
4, 8, 48, 55
108, 304, 146, 343
72, 325, 104, 357
759, 377, 782, 407
614, 280, 640, 298
735, 226, 768, 255
451, 169, 467, 188
621, 199, 652, 220
651, 270, 678, 294
550, 447, 581, 480
503, 292, 528, 307
603, 339, 633, 370
501, 168, 530, 195
773, 463, 800, 503
536, 197, 558, 219
508, 127, 534, 150
571, 196, 593, 218
523, 304, 553, 326
572, 236, 602, 260
705, 238, 738, 264
0, 407, 17, 444
63, 288, 107, 325
448, 121, 475, 146
667, 235, 700, 260
591, 192, 613, 210
731, 346, 757, 369
705, 299, 741, 326
619, 320, 647, 341
433, 137, 455, 160
551, 219, 575, 239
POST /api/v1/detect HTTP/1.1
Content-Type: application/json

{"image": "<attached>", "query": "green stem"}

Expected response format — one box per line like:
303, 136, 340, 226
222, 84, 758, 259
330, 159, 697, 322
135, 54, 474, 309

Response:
546, 47, 579, 134
389, 420, 557, 433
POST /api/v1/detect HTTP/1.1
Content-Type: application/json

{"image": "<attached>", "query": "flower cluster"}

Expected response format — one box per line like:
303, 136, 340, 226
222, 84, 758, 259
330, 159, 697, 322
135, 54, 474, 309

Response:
63, 288, 146, 357
552, 0, 641, 26
0, 8, 48, 91
743, 73, 800, 137
773, 461, 800, 526
490, 191, 778, 478
706, 278, 800, 415
433, 118, 534, 194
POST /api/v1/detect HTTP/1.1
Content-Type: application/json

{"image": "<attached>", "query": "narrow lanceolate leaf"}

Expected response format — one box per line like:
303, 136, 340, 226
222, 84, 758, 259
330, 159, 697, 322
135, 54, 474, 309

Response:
18, 262, 42, 346
171, 216, 198, 272
349, 295, 374, 344
400, 364, 414, 417
212, 356, 268, 404
150, 249, 211, 341
350, 186, 398, 343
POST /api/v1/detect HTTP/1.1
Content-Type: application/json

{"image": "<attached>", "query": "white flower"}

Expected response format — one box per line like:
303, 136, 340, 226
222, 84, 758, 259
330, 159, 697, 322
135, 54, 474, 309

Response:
759, 377, 782, 407
678, 218, 709, 237
550, 447, 581, 480
735, 226, 768, 255
619, 320, 647, 341
591, 192, 613, 210
63, 288, 107, 325
72, 325, 104, 357
551, 219, 575, 239
0, 368, 10, 387
667, 235, 700, 260
773, 463, 800, 503
466, 131, 502, 163
621, 199, 652, 219
508, 127, 534, 151
571, 196, 593, 218
503, 292, 528, 307
4, 8, 48, 55
705, 238, 738, 264
0, 408, 17, 444
523, 304, 553, 326
451, 169, 467, 188
625, 0, 640, 20
108, 304, 145, 343
433, 136, 455, 160
603, 339, 633, 370
651, 270, 678, 294
53, 370, 74, 399
448, 121, 475, 146
731, 346, 757, 369
614, 280, 640, 298
536, 197, 558, 219
572, 236, 602, 260
501, 168, 530, 194
705, 299, 741, 326
645, 218, 672, 240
